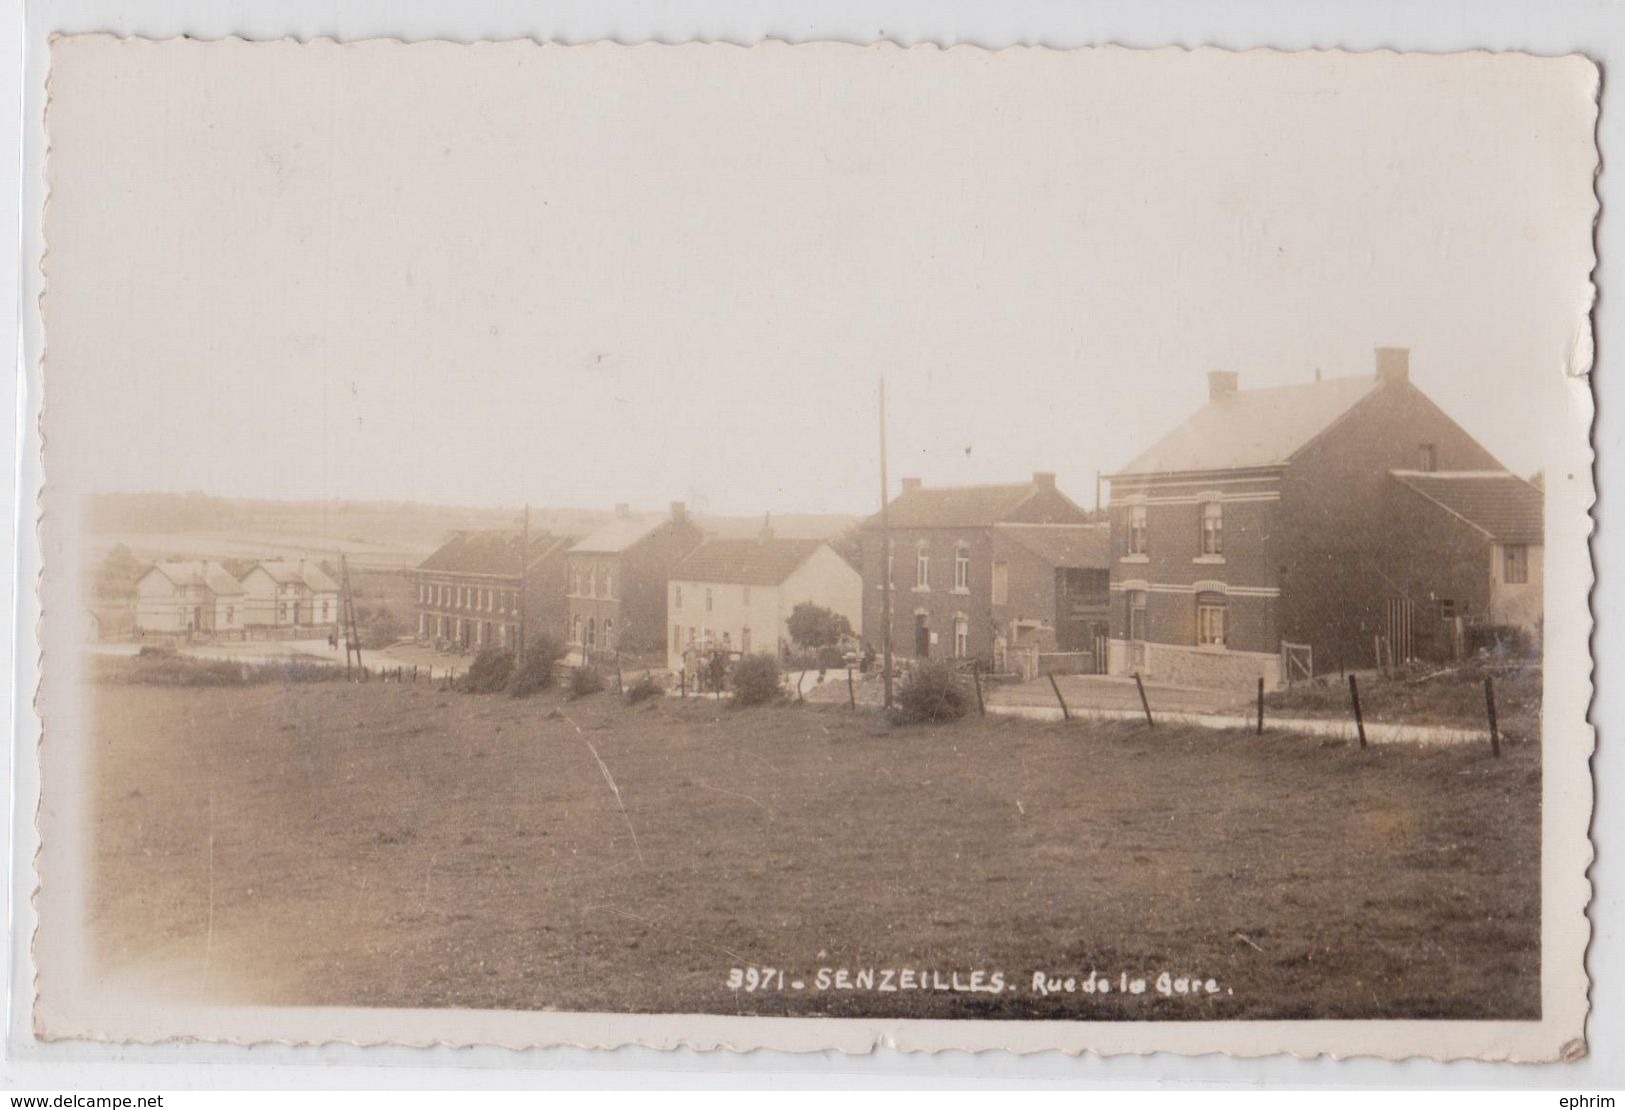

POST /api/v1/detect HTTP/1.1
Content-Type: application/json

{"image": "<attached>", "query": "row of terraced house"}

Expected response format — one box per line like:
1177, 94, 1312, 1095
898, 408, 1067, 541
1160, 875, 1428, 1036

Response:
410, 346, 1543, 689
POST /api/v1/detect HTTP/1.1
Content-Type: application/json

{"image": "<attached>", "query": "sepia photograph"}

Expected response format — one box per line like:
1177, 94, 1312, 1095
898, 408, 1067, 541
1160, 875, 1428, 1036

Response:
27, 36, 1595, 1060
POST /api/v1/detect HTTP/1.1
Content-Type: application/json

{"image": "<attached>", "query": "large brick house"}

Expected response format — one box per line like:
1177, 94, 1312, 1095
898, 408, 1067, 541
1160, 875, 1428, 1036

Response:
413, 530, 576, 651
859, 473, 1109, 668
567, 503, 704, 656
1105, 347, 1533, 688
665, 532, 863, 670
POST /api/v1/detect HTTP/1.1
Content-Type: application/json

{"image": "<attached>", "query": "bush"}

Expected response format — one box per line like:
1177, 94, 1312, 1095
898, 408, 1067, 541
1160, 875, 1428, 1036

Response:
731, 653, 784, 707
568, 665, 606, 699
508, 636, 565, 698
625, 674, 664, 704
891, 661, 970, 724
461, 647, 515, 693
787, 602, 854, 650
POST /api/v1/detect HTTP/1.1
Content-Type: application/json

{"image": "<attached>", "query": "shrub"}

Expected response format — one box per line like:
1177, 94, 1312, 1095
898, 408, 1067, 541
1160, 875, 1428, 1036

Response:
461, 647, 515, 694
787, 602, 854, 650
568, 665, 606, 699
731, 653, 784, 707
892, 661, 970, 724
625, 674, 664, 704
508, 636, 565, 698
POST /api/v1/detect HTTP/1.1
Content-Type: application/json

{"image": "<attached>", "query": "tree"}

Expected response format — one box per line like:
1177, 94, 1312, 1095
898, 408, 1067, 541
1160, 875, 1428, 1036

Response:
787, 602, 854, 649
91, 544, 142, 601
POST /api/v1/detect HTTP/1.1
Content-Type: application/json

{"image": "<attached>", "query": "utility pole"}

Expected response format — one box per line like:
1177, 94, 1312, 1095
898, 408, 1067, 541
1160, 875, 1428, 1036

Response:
1095, 470, 1102, 515
516, 503, 529, 666
879, 379, 894, 709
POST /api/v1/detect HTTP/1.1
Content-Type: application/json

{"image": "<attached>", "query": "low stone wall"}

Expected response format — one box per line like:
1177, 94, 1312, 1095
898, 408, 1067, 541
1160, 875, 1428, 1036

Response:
1108, 638, 1281, 690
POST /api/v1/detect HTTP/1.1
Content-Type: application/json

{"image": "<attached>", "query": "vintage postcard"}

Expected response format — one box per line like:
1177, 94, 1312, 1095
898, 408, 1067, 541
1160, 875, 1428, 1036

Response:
28, 37, 1596, 1059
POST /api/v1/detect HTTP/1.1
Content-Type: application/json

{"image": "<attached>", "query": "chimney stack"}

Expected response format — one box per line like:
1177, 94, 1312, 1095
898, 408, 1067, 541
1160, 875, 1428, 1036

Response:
1208, 371, 1239, 400
1376, 346, 1410, 385
1033, 471, 1056, 490
901, 477, 923, 494
760, 512, 774, 542
614, 502, 630, 518
670, 501, 687, 523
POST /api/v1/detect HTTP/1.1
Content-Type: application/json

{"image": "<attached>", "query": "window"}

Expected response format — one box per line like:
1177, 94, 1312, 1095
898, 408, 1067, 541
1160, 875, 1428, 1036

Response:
603, 572, 613, 599
1420, 443, 1438, 472
1129, 504, 1148, 555
321, 601, 329, 621
1200, 501, 1223, 556
1196, 593, 1227, 647
419, 583, 426, 604
675, 585, 684, 609
916, 550, 930, 590
571, 568, 581, 596
1503, 544, 1529, 584
277, 602, 287, 620
673, 624, 682, 654
604, 618, 614, 649
225, 606, 234, 624
953, 615, 968, 658
705, 588, 713, 612
587, 568, 597, 598
688, 626, 697, 646
887, 555, 895, 589
485, 588, 493, 610
992, 562, 1009, 605
1128, 590, 1148, 641
955, 547, 970, 591
1438, 598, 1457, 622
742, 627, 752, 653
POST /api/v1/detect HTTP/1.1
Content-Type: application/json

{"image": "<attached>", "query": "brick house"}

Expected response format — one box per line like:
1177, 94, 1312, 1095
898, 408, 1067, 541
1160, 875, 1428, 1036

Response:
567, 503, 704, 657
859, 473, 1109, 667
240, 559, 340, 630
413, 531, 576, 651
133, 561, 246, 636
1105, 347, 1524, 688
1382, 470, 1544, 657
665, 532, 863, 670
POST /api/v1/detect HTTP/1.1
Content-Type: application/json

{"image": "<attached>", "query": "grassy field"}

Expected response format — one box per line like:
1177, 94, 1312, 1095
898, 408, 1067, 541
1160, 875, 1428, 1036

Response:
1265, 662, 1541, 739
89, 675, 1541, 1021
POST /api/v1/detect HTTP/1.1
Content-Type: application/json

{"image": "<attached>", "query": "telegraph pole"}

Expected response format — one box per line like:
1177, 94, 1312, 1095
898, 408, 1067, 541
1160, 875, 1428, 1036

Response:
516, 503, 529, 666
879, 379, 894, 709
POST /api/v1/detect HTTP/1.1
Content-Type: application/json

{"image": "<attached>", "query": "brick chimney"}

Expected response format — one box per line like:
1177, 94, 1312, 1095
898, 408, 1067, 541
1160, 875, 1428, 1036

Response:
1376, 346, 1410, 385
759, 512, 774, 542
614, 502, 631, 518
901, 478, 923, 494
1208, 371, 1239, 400
1033, 471, 1056, 490
670, 501, 687, 523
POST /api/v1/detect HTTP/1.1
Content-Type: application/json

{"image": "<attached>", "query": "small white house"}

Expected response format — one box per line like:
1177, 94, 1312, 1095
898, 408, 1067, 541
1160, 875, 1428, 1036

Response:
665, 535, 862, 670
133, 562, 247, 635
240, 559, 341, 629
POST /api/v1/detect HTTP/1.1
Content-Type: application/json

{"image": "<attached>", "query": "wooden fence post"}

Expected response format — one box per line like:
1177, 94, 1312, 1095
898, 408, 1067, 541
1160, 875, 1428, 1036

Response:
847, 667, 857, 711
1349, 673, 1367, 749
973, 661, 985, 717
1484, 675, 1501, 757
1133, 672, 1153, 727
1046, 672, 1070, 720
1256, 676, 1264, 735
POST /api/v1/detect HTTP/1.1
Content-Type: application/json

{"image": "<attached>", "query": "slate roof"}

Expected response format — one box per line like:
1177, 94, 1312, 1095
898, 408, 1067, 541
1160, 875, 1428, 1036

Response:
1389, 471, 1544, 544
862, 482, 1081, 529
671, 538, 825, 586
251, 559, 340, 592
569, 516, 668, 555
144, 561, 247, 596
995, 524, 1111, 569
1114, 374, 1380, 477
418, 532, 572, 577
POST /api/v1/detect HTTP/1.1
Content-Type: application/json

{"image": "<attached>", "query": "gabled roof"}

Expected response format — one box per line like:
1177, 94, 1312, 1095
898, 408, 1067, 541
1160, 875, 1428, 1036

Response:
569, 515, 668, 555
996, 523, 1111, 569
1389, 471, 1544, 545
671, 538, 826, 586
1114, 374, 1380, 478
250, 559, 340, 593
142, 561, 247, 596
862, 480, 1087, 530
417, 531, 573, 577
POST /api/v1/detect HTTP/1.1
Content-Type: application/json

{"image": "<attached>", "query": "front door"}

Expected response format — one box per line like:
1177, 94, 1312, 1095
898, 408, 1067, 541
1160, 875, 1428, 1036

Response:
914, 613, 930, 658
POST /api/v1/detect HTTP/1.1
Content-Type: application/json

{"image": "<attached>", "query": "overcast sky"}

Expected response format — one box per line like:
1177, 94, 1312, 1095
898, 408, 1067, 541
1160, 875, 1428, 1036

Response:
43, 39, 1596, 517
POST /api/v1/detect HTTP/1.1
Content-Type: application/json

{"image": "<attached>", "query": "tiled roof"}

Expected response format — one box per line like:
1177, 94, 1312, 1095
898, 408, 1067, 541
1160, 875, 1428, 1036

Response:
145, 561, 247, 596
418, 532, 571, 576
1390, 471, 1544, 544
863, 482, 1082, 529
569, 516, 667, 554
672, 538, 824, 586
1114, 375, 1380, 477
252, 559, 340, 593
996, 524, 1111, 569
